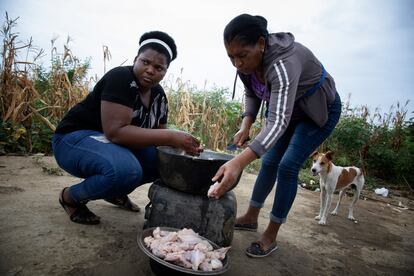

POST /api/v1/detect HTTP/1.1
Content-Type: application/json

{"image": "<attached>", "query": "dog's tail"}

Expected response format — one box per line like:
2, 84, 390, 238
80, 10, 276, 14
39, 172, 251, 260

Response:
359, 167, 366, 177
356, 167, 365, 188
355, 167, 365, 184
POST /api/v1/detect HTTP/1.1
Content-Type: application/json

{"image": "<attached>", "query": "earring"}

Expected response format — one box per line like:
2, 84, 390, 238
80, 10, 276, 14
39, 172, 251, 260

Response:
261, 48, 264, 53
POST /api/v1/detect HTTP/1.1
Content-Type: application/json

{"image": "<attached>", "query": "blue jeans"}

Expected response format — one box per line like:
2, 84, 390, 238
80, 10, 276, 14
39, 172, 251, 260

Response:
52, 130, 159, 203
250, 92, 341, 224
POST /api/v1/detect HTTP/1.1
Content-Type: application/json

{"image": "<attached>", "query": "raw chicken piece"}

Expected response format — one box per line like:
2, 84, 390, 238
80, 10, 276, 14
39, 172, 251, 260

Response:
143, 236, 154, 247
199, 260, 213, 272
158, 241, 174, 254
216, 246, 231, 256
160, 229, 172, 236
164, 251, 192, 269
207, 182, 220, 198
183, 251, 193, 263
153, 227, 162, 239
194, 240, 213, 252
177, 228, 203, 245
178, 242, 192, 251
160, 231, 178, 243
190, 249, 206, 271
165, 242, 182, 253
211, 259, 223, 270
151, 246, 166, 259
206, 246, 230, 260
148, 238, 167, 258
148, 238, 161, 251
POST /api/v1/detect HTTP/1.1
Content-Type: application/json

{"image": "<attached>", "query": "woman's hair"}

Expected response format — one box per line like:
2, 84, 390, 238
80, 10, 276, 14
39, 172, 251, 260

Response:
138, 31, 177, 64
223, 14, 268, 46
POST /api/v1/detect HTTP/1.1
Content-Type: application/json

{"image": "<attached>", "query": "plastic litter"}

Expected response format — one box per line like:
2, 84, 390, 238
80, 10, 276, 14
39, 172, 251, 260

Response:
398, 201, 409, 210
374, 187, 389, 197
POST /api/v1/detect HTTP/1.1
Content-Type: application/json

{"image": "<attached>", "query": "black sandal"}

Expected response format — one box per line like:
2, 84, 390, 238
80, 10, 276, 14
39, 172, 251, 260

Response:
104, 195, 140, 212
59, 188, 100, 225
245, 241, 278, 258
234, 222, 258, 232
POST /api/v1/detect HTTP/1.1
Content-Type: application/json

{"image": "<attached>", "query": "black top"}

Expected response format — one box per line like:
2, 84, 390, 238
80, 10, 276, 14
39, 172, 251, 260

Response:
55, 66, 168, 134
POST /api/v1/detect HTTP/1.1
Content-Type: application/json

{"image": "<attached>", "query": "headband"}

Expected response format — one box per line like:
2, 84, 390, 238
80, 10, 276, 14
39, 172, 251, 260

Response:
139, 38, 173, 60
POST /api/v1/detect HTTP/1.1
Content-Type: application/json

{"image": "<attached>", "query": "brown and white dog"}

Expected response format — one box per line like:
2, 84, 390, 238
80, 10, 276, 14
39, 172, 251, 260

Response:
310, 151, 365, 225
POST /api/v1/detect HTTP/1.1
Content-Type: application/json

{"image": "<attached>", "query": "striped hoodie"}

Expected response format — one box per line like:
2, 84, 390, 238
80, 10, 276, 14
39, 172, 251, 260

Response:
238, 33, 337, 157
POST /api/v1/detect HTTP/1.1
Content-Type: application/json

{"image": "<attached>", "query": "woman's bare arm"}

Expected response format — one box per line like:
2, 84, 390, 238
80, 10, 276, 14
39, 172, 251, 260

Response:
101, 100, 201, 154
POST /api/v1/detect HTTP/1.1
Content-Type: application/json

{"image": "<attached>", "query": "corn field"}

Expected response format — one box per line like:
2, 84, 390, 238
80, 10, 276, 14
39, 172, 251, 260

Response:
162, 75, 242, 150
0, 13, 90, 152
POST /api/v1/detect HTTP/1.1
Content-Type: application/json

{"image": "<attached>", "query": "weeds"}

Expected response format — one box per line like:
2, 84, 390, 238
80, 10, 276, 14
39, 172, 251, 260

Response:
32, 154, 63, 175
0, 13, 90, 153
319, 96, 414, 190
163, 74, 243, 151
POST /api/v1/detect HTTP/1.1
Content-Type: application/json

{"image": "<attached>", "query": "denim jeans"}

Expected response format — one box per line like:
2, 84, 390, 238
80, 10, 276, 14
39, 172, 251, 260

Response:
52, 130, 159, 203
250, 92, 342, 224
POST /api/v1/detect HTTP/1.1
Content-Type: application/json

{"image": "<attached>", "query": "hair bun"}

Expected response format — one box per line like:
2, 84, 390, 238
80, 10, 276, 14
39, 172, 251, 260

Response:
254, 15, 268, 29
223, 14, 269, 45
139, 31, 177, 61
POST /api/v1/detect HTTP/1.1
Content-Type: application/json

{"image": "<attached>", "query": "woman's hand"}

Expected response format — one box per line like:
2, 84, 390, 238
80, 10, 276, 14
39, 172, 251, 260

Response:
233, 116, 254, 147
233, 128, 250, 148
209, 147, 257, 198
171, 130, 203, 156
210, 158, 244, 198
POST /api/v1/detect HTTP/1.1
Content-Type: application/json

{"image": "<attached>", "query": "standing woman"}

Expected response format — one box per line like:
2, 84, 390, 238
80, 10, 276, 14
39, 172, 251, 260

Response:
210, 14, 341, 257
53, 31, 202, 225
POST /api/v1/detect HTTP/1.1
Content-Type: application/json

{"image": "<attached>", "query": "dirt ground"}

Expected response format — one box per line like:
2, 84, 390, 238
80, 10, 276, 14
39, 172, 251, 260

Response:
0, 155, 413, 276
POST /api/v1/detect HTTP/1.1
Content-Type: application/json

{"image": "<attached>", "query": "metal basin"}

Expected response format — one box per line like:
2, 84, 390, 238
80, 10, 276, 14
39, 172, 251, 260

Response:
157, 146, 241, 195
137, 227, 229, 275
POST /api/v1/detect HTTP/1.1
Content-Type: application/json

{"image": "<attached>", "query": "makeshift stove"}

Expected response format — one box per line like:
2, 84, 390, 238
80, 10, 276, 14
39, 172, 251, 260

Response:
144, 179, 237, 247
143, 146, 242, 247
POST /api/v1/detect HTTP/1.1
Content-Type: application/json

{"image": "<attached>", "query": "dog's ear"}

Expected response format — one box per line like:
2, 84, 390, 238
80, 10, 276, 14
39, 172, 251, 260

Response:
325, 151, 334, 160
310, 151, 319, 158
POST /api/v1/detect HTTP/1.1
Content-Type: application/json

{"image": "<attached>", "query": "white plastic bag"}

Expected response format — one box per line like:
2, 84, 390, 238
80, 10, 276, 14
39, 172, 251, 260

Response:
374, 187, 389, 197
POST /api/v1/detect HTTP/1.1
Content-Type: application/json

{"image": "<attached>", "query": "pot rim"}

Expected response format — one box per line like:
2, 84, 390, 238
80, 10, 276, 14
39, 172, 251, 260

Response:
157, 146, 235, 163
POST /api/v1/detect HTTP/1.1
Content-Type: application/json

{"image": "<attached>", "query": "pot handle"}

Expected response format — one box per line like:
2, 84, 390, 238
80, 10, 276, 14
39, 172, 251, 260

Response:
144, 201, 152, 220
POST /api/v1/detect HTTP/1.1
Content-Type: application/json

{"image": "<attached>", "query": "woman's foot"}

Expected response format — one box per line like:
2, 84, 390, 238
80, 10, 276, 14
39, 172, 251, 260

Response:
59, 187, 100, 225
245, 221, 281, 257
245, 239, 278, 258
256, 235, 277, 251
234, 214, 258, 231
104, 195, 140, 212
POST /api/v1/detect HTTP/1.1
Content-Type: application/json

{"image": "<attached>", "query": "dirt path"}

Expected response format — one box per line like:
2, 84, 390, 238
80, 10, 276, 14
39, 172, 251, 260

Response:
0, 155, 413, 276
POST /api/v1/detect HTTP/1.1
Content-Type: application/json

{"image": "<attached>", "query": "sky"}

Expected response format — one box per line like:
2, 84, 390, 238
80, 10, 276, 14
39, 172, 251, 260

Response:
1, 0, 414, 116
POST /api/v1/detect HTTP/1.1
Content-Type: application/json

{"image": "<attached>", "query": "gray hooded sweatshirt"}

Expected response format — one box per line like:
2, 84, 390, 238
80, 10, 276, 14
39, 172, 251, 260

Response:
239, 32, 338, 157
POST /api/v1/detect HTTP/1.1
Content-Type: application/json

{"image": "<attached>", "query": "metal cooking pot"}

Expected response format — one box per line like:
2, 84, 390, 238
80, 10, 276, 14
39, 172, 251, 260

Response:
157, 146, 242, 195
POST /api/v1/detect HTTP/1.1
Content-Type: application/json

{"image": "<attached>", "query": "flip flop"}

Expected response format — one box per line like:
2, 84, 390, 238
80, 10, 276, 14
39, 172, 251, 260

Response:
245, 241, 278, 258
234, 222, 258, 232
104, 195, 140, 212
59, 188, 100, 225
